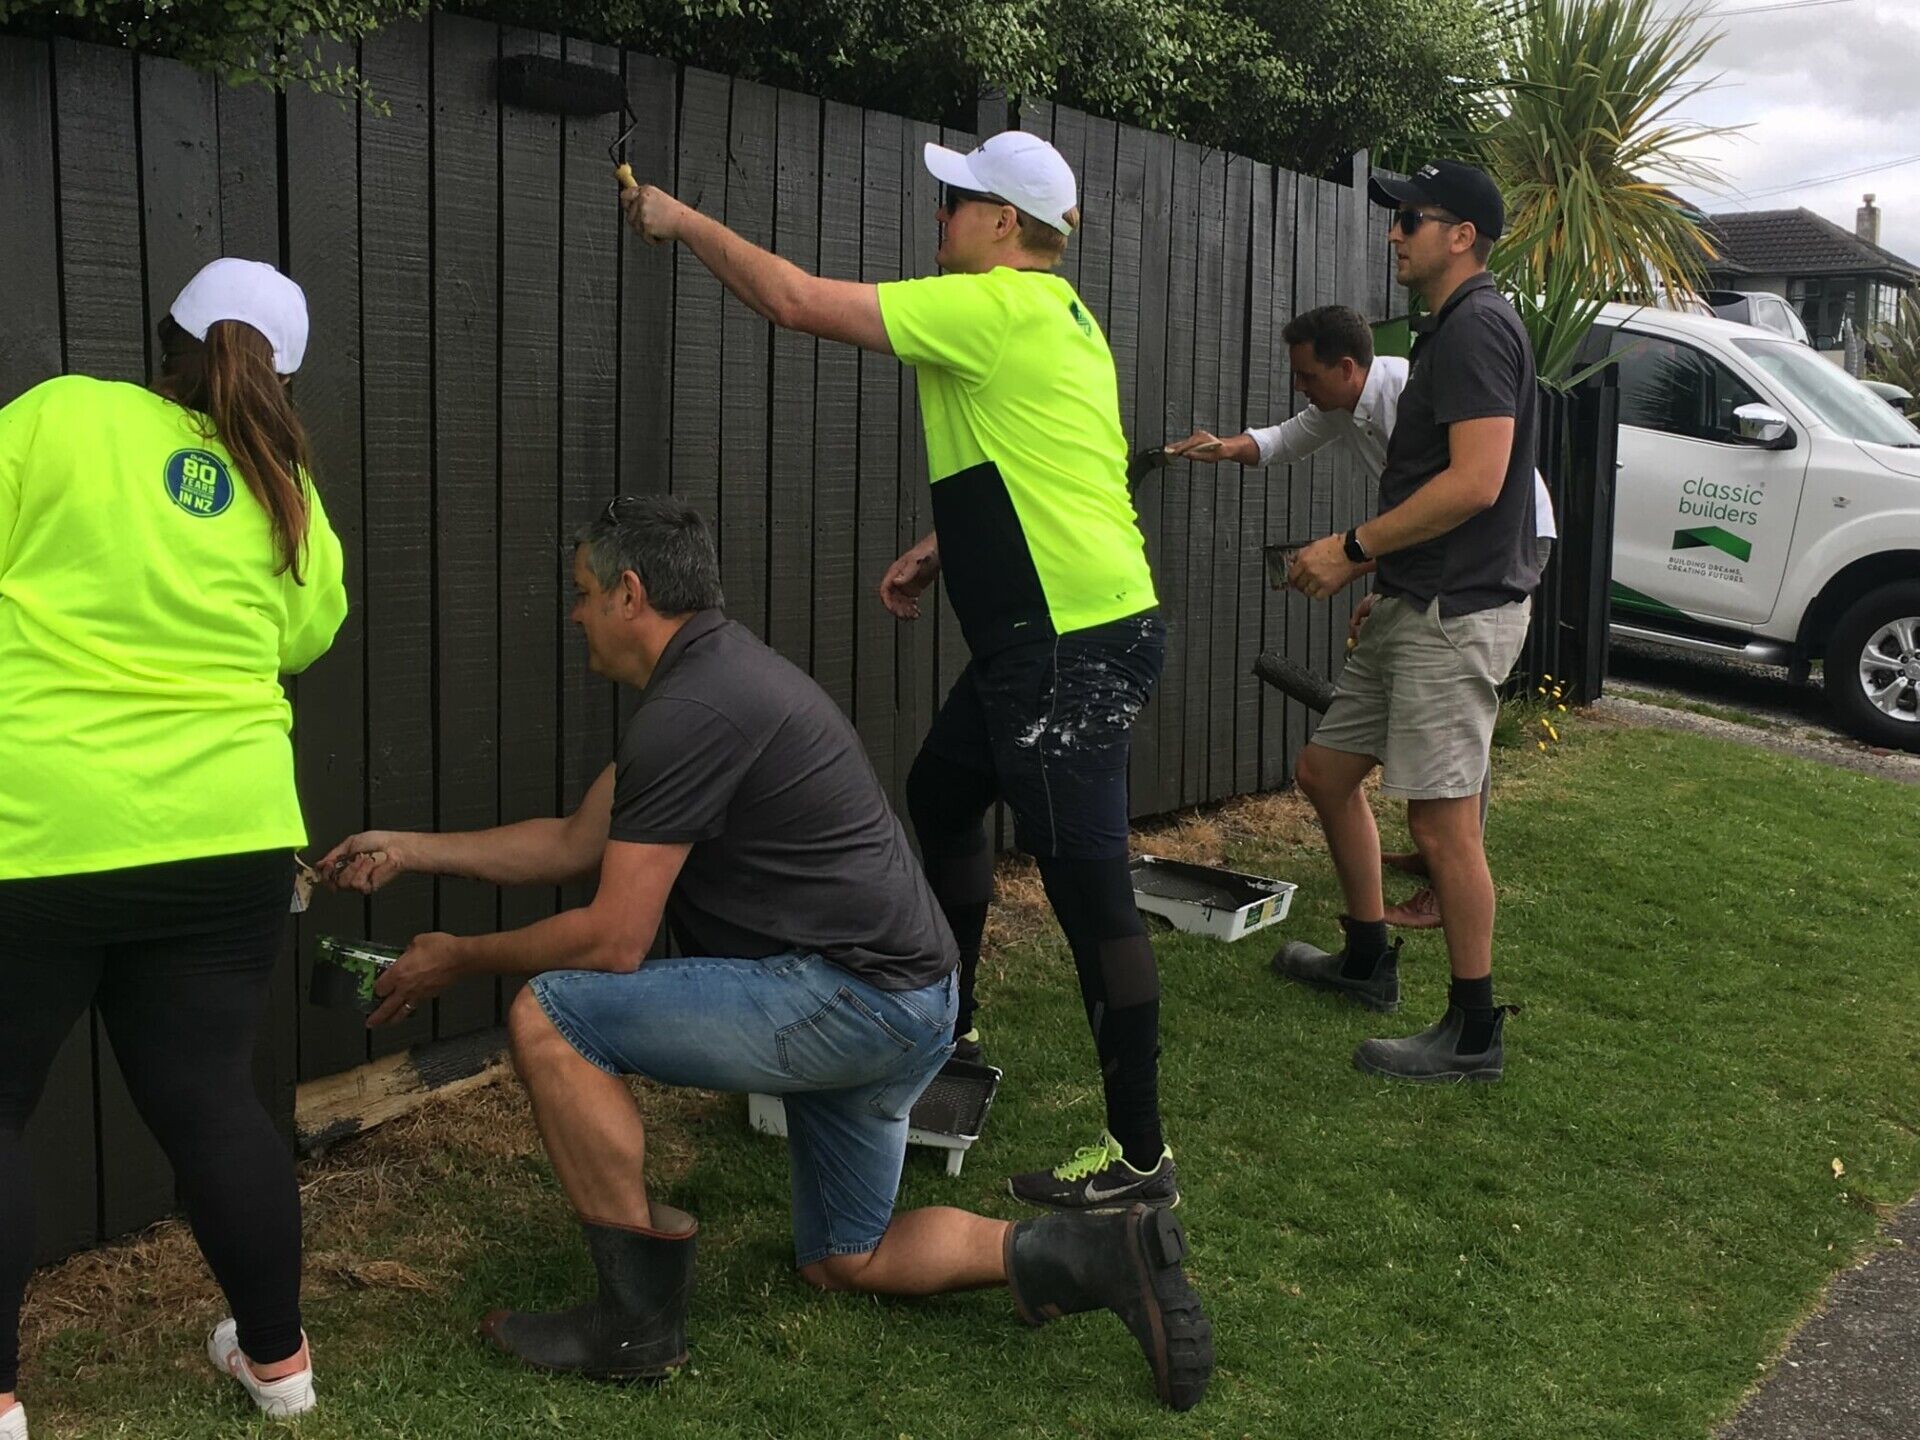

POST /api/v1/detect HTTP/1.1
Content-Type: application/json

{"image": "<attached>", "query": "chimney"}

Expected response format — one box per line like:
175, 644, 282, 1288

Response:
1857, 193, 1881, 247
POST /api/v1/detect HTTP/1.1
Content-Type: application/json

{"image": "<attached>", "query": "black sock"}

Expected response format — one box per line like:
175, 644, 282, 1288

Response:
1450, 975, 1498, 1051
1339, 916, 1390, 979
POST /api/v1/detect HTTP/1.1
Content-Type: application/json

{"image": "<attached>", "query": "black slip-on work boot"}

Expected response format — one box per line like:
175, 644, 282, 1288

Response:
1005, 1204, 1213, 1411
1270, 920, 1401, 1013
479, 1204, 696, 1380
1352, 1005, 1515, 1083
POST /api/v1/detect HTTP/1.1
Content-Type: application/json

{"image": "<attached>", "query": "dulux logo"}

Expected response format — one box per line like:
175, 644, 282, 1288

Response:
164, 449, 235, 518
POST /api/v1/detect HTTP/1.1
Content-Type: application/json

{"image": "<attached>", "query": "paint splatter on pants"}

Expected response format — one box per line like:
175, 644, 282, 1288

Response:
906, 611, 1168, 1168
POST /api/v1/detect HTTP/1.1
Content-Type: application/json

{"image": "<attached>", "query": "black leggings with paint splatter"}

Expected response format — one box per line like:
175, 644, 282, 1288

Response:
907, 612, 1167, 1169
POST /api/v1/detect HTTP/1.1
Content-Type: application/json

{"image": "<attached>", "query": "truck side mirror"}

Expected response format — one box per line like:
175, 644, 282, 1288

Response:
1733, 403, 1795, 450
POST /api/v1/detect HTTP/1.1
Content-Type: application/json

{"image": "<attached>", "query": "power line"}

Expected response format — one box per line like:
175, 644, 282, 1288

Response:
1698, 0, 1859, 16
1736, 152, 1920, 200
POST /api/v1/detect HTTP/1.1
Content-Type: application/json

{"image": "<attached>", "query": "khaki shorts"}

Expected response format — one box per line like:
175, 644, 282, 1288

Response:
1311, 594, 1532, 800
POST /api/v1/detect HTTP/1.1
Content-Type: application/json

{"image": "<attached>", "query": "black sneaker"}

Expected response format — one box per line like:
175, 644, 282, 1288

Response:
1271, 922, 1402, 1012
950, 1026, 982, 1064
1009, 1131, 1179, 1212
1352, 1004, 1515, 1083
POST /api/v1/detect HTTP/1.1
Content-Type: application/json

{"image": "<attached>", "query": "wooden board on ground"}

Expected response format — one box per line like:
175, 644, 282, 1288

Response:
296, 1029, 511, 1156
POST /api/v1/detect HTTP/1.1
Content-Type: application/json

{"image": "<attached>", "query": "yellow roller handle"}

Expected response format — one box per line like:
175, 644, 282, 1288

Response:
614, 162, 635, 190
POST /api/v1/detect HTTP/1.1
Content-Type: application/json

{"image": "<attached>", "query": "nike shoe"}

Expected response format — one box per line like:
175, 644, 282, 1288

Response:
1009, 1130, 1179, 1212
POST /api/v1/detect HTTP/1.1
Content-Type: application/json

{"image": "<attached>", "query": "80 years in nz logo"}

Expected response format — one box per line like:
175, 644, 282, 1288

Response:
163, 448, 235, 517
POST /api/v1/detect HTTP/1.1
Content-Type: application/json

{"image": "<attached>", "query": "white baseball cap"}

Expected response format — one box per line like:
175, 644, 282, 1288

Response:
169, 258, 310, 375
923, 131, 1078, 236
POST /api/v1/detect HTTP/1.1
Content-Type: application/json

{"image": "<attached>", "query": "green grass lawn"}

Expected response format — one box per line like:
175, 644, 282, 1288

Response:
22, 718, 1920, 1439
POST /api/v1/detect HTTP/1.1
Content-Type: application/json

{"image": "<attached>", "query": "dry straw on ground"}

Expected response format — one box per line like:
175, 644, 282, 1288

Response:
21, 783, 1343, 1391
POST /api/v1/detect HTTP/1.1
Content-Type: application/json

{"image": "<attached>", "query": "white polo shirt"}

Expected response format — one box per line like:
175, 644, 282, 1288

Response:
1246, 355, 1557, 541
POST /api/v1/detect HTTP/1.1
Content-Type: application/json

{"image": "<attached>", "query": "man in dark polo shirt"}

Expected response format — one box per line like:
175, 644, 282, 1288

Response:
1276, 160, 1540, 1083
318, 496, 1211, 1410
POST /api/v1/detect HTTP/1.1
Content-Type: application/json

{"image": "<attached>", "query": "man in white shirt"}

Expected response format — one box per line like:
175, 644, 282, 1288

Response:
1167, 303, 1554, 929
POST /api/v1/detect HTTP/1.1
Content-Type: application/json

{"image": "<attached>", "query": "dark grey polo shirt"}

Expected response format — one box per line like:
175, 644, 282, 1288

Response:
1375, 271, 1541, 616
609, 610, 956, 991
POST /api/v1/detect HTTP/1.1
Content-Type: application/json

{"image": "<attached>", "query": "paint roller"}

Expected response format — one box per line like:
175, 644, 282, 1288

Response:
495, 54, 641, 189
1251, 651, 1338, 714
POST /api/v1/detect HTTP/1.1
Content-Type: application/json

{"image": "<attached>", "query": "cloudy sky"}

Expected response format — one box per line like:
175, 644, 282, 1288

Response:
1655, 0, 1920, 264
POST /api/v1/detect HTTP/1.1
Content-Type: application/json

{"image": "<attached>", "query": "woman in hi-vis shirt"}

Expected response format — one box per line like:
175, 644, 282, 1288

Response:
0, 259, 347, 1434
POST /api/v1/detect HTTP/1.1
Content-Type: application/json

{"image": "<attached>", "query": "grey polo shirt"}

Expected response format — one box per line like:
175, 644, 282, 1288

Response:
1374, 272, 1542, 616
609, 610, 956, 992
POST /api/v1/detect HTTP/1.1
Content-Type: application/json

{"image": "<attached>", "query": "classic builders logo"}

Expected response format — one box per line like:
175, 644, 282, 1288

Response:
1673, 475, 1760, 564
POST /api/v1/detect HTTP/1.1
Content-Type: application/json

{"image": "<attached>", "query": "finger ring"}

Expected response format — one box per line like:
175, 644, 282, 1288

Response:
401, 1001, 416, 1014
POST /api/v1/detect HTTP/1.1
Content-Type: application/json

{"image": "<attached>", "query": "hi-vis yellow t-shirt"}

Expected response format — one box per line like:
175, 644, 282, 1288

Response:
0, 376, 348, 879
877, 268, 1156, 656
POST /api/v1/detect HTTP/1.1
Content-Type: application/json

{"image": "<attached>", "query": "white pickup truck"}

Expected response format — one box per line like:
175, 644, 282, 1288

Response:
1583, 303, 1920, 751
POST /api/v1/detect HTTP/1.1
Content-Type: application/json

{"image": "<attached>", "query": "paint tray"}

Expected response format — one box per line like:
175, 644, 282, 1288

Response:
1130, 855, 1296, 942
748, 1057, 1002, 1177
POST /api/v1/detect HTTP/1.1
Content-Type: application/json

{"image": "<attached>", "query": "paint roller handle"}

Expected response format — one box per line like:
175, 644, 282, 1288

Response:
614, 162, 635, 190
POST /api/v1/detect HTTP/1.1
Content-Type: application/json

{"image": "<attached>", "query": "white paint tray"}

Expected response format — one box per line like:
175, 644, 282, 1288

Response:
1130, 854, 1296, 942
748, 1057, 1003, 1177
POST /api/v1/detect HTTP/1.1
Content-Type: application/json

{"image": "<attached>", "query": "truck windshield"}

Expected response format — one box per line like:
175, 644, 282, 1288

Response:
1734, 339, 1920, 447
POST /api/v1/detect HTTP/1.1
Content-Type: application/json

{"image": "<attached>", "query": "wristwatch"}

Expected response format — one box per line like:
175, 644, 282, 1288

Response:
1342, 527, 1369, 564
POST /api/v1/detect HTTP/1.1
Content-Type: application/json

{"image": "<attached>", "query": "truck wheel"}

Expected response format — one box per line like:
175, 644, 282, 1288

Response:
1825, 581, 1920, 752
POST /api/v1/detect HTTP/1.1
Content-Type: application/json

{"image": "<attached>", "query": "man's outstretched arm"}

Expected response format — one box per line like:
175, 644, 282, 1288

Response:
321, 762, 616, 893
623, 182, 893, 352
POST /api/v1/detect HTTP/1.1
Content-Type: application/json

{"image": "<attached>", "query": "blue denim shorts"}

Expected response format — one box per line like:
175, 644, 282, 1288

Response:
529, 952, 956, 1267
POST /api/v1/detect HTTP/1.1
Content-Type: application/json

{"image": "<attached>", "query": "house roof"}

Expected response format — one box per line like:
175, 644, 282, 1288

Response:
1704, 208, 1920, 283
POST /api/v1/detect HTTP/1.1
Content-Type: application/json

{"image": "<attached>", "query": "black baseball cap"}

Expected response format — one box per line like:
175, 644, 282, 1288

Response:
1369, 160, 1504, 242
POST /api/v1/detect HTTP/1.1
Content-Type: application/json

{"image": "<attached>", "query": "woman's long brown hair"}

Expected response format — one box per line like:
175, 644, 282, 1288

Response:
155, 315, 315, 582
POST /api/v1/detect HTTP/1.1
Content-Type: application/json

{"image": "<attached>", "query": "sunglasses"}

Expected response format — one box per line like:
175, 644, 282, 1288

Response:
1392, 206, 1463, 236
944, 184, 1011, 213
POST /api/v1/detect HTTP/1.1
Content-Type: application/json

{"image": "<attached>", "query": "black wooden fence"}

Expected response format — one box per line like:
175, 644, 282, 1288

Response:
4, 16, 1410, 1264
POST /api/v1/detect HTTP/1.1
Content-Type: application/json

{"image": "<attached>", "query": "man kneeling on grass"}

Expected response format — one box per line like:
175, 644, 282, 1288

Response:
319, 496, 1211, 1410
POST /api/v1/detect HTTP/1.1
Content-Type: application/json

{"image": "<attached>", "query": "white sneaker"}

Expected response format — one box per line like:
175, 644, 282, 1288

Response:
0, 1401, 27, 1439
206, 1320, 316, 1417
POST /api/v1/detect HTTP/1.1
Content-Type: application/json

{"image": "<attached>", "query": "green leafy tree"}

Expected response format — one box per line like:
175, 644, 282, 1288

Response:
1233, 0, 1508, 176
470, 0, 1500, 176
0, 0, 425, 95
2, 0, 1505, 177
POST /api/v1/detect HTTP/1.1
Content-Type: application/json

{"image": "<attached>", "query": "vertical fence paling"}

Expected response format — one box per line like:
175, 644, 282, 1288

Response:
7, 22, 1614, 1263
